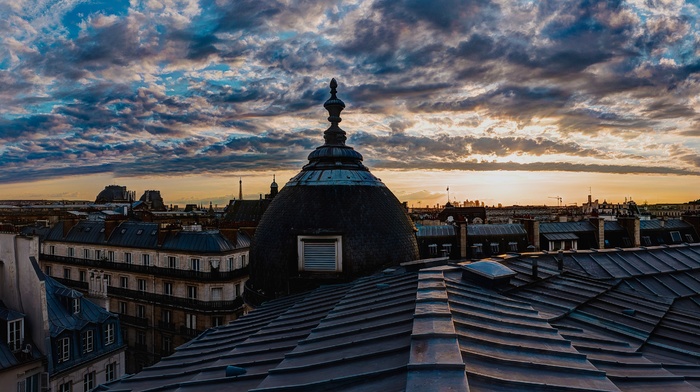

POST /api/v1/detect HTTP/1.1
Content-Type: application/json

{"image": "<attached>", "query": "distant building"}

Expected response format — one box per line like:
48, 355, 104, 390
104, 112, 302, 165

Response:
24, 218, 250, 374
0, 233, 126, 392
138, 191, 166, 211
95, 185, 135, 205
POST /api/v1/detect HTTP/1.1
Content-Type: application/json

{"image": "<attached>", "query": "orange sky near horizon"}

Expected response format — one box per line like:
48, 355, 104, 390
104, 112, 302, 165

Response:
2, 170, 697, 209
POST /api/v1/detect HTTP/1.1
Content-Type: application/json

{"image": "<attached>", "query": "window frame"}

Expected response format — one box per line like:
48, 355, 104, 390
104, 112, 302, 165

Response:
8, 319, 23, 352
81, 330, 93, 354
57, 337, 70, 363
83, 370, 95, 392
105, 323, 115, 345
105, 362, 116, 382
297, 235, 343, 272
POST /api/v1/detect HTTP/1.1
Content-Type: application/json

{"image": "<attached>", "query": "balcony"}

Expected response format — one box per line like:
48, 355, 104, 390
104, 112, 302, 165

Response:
108, 286, 245, 312
41, 254, 249, 282
158, 321, 177, 332
180, 326, 203, 337
118, 314, 149, 327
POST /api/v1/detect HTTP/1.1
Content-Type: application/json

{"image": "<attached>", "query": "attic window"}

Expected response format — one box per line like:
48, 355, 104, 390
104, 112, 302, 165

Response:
508, 242, 518, 252
136, 229, 143, 235
670, 231, 682, 243
85, 227, 91, 232
641, 236, 652, 246
298, 236, 342, 272
100, 228, 105, 233
120, 228, 127, 234
151, 230, 157, 235
72, 298, 80, 314
686, 234, 694, 242
7, 319, 24, 352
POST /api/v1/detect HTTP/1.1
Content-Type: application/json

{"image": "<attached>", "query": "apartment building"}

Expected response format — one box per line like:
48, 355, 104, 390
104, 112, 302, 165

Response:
26, 218, 250, 373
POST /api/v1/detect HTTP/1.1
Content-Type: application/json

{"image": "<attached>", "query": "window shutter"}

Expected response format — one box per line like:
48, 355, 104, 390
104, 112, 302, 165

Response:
303, 241, 337, 271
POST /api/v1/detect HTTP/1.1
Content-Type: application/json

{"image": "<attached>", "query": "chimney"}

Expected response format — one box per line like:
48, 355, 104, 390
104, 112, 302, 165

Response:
460, 222, 467, 259
220, 227, 239, 247
618, 216, 641, 247
589, 217, 605, 249
62, 216, 80, 238
104, 217, 124, 240
522, 219, 540, 251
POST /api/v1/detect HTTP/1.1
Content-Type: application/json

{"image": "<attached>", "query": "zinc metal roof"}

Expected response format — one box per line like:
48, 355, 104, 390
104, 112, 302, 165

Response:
45, 273, 115, 337
543, 232, 580, 241
467, 223, 527, 237
416, 225, 455, 237
540, 221, 596, 233
641, 219, 693, 230
161, 230, 239, 253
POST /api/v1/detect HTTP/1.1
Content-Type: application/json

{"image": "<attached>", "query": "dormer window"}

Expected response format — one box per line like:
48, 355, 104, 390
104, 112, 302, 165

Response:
72, 298, 81, 314
57, 337, 70, 363
136, 229, 143, 235
297, 236, 342, 272
7, 318, 24, 352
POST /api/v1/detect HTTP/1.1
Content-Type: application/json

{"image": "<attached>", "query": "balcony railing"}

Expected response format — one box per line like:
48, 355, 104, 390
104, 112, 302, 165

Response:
118, 314, 149, 327
53, 277, 245, 312
158, 321, 177, 331
41, 254, 249, 282
180, 326, 203, 337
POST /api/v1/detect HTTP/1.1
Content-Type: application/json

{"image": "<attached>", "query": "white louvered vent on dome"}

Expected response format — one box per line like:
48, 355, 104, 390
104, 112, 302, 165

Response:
298, 236, 342, 272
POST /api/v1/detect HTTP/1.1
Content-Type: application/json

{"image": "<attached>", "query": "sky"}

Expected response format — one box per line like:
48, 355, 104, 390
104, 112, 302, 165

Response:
1, 0, 700, 207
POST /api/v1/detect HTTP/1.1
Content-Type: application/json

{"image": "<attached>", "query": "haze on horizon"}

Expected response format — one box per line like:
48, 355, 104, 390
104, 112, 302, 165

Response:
1, 0, 699, 207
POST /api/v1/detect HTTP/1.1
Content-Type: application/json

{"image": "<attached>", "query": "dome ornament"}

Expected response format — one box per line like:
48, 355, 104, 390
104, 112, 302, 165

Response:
323, 78, 347, 146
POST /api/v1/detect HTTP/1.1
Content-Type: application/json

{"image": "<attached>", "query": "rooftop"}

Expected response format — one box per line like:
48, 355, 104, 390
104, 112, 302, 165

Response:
100, 244, 700, 391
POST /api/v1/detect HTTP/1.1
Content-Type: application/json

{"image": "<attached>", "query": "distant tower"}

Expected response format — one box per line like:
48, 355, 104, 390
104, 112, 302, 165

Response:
239, 177, 243, 200
270, 175, 278, 198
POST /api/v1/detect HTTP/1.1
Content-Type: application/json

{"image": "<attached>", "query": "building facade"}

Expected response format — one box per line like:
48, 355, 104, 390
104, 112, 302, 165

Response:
27, 219, 250, 374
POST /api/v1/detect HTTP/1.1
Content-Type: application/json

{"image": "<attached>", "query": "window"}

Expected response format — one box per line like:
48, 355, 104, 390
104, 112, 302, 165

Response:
163, 282, 172, 296
83, 249, 90, 259
108, 250, 115, 262
57, 337, 70, 363
509, 242, 518, 252
83, 371, 95, 392
211, 287, 222, 301
49, 245, 56, 255
136, 305, 146, 319
45, 265, 52, 276
670, 231, 682, 243
136, 331, 146, 346
118, 301, 127, 314
63, 268, 71, 279
17, 373, 40, 392
641, 236, 652, 246
58, 382, 71, 392
105, 274, 112, 286
190, 258, 201, 271
136, 229, 143, 235
142, 254, 150, 266
442, 243, 453, 256
124, 252, 132, 264
120, 276, 128, 289
228, 257, 234, 271
72, 298, 80, 314
8, 319, 23, 352
241, 254, 247, 267
81, 330, 93, 353
235, 284, 240, 298
162, 335, 172, 354
105, 323, 115, 345
95, 250, 102, 260
297, 236, 342, 272
187, 286, 197, 299
68, 247, 74, 257
428, 244, 438, 256
161, 310, 171, 323
186, 314, 197, 329
490, 243, 499, 254
105, 362, 116, 382
167, 256, 177, 269
138, 279, 147, 292
473, 243, 483, 256
686, 234, 695, 243
79, 270, 87, 282
212, 316, 224, 327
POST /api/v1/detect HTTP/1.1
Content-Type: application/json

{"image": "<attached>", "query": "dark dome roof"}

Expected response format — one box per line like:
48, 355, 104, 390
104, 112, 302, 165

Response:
247, 79, 419, 304
95, 185, 130, 204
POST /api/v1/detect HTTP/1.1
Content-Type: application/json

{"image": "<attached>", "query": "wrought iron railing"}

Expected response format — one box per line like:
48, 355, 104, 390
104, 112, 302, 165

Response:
41, 254, 249, 281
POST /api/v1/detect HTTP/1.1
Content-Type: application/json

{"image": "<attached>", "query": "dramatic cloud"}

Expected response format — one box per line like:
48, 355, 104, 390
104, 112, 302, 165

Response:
1, 0, 700, 190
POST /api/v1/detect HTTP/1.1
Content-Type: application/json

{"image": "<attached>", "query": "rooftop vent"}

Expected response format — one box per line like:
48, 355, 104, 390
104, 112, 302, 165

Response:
461, 261, 516, 289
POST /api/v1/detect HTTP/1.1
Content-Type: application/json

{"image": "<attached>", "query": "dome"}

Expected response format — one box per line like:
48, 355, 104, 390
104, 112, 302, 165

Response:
95, 185, 131, 204
246, 79, 419, 305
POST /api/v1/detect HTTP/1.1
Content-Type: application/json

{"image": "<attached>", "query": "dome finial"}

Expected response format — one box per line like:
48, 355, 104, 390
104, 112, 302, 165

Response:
323, 78, 346, 145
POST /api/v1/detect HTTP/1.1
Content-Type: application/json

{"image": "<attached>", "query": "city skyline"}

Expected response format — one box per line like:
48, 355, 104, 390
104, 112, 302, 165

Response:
1, 1, 699, 206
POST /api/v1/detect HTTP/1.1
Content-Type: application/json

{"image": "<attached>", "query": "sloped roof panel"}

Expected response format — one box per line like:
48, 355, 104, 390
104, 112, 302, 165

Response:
467, 224, 526, 237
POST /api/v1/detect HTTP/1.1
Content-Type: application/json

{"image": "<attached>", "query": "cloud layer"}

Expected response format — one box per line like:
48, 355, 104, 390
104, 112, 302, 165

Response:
1, 0, 700, 185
